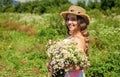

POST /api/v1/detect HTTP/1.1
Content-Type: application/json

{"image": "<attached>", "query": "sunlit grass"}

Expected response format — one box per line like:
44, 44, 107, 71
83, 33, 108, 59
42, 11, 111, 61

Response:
0, 11, 120, 76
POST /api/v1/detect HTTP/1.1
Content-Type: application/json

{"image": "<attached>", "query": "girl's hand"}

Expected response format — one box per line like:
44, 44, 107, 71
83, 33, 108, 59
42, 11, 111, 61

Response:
47, 62, 57, 77
46, 62, 53, 73
75, 65, 81, 70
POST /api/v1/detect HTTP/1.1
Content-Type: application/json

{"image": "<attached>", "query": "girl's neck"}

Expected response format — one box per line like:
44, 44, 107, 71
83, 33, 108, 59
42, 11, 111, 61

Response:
70, 31, 83, 38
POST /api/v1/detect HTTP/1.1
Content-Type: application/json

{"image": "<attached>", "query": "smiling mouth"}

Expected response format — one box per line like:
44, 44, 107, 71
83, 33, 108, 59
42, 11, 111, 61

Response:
68, 24, 74, 28
68, 27, 73, 31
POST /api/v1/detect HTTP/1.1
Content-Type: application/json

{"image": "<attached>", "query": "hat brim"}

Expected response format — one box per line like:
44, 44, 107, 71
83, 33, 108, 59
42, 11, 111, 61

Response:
60, 11, 90, 25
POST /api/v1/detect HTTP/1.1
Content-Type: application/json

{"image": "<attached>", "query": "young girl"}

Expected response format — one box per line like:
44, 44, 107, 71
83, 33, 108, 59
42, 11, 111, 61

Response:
47, 5, 90, 77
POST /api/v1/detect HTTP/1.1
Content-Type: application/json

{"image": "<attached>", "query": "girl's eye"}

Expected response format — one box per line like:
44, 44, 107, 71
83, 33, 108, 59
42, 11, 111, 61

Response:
66, 18, 69, 21
71, 18, 77, 21
66, 18, 77, 21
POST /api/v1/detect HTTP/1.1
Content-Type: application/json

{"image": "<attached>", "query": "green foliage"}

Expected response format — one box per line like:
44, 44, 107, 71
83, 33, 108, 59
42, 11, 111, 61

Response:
100, 0, 120, 15
37, 13, 67, 43
0, 0, 120, 17
114, 0, 120, 7
0, 3, 120, 76
101, 0, 115, 10
87, 1, 101, 10
0, 0, 13, 7
0, 0, 71, 14
86, 49, 120, 77
85, 9, 120, 77
77, 1, 86, 9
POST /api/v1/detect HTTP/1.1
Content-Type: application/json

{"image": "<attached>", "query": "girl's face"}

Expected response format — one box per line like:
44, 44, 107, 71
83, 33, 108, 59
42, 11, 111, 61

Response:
65, 14, 80, 34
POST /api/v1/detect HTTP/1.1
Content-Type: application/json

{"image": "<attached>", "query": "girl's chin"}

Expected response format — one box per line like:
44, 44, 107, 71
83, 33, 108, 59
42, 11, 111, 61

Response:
69, 31, 73, 35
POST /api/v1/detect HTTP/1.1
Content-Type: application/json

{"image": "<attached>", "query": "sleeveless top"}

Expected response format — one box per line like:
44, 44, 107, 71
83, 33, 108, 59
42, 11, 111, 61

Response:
64, 70, 85, 77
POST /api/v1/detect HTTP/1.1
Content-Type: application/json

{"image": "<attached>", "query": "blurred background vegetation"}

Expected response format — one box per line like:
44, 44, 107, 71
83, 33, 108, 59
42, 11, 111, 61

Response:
0, 0, 120, 77
0, 0, 120, 15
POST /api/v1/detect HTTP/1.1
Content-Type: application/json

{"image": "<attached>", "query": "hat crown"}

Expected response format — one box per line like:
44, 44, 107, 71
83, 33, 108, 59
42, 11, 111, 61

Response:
68, 5, 86, 14
60, 5, 90, 25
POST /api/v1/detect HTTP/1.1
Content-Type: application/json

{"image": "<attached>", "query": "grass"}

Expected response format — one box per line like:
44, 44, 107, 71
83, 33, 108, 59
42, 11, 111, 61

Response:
0, 10, 120, 77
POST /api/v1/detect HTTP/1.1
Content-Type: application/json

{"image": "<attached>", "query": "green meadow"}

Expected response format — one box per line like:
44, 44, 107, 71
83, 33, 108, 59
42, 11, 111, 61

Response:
0, 9, 120, 77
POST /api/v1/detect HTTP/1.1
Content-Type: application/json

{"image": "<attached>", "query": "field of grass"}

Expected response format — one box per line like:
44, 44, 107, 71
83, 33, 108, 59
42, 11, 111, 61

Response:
0, 9, 120, 77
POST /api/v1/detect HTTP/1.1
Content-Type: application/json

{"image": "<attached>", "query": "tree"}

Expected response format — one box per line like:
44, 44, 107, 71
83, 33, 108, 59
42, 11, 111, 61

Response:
101, 0, 115, 10
87, 1, 101, 10
77, 1, 86, 9
0, 0, 13, 7
114, 0, 120, 8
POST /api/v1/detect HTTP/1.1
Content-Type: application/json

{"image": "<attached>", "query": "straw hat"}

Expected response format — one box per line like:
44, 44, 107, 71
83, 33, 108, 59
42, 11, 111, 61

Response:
60, 5, 90, 25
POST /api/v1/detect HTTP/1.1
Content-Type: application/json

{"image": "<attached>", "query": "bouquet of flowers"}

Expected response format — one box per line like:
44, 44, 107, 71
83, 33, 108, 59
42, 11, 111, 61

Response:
46, 37, 90, 74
